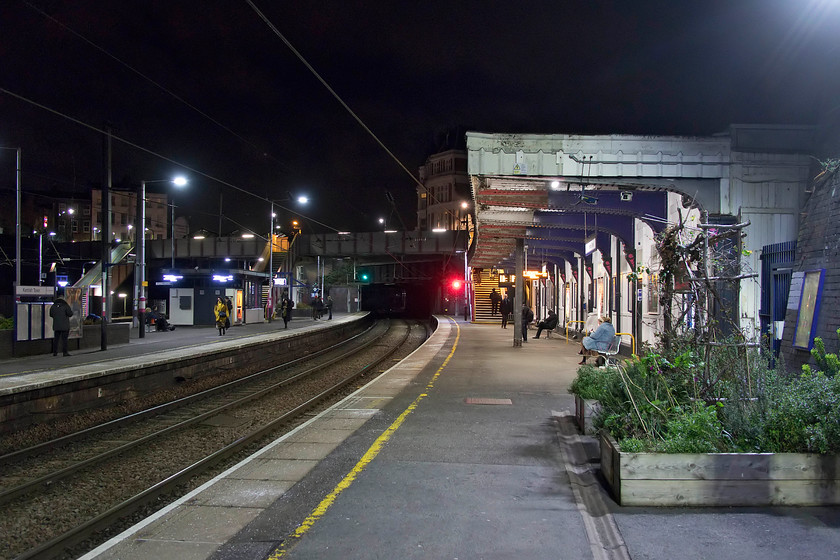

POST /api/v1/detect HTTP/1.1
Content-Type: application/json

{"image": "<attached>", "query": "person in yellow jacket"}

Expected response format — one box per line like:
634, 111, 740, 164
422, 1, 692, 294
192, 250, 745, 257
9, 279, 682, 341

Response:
214, 297, 228, 335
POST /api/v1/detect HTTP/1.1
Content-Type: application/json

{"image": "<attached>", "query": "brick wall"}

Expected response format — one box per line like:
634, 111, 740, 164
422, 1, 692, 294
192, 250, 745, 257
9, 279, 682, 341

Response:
781, 167, 840, 371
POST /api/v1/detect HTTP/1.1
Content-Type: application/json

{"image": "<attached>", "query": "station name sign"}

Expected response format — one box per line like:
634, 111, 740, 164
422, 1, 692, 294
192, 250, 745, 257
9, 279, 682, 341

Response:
584, 235, 597, 256
15, 285, 56, 297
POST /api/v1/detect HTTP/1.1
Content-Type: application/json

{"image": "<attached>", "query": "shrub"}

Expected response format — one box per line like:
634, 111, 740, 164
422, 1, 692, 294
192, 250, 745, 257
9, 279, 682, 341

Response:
756, 370, 840, 454
569, 365, 619, 401
653, 404, 728, 453
803, 329, 840, 378
0, 315, 13, 330
596, 338, 840, 455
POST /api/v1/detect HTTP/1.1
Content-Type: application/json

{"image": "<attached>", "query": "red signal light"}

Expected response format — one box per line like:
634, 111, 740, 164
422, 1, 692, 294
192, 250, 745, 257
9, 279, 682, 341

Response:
451, 280, 462, 290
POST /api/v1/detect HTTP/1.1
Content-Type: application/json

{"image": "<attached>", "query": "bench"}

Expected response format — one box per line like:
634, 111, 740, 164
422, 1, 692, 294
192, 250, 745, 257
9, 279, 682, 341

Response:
595, 335, 623, 367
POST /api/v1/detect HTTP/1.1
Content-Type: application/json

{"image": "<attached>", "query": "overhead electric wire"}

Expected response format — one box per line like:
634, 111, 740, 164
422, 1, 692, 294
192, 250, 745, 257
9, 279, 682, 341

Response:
23, 0, 289, 172
245, 0, 464, 228
245, 0, 426, 193
6, 4, 458, 249
0, 87, 339, 234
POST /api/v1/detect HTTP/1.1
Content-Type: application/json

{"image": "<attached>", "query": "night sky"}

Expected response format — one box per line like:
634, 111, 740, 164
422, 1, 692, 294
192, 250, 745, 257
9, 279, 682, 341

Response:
2, 1, 839, 235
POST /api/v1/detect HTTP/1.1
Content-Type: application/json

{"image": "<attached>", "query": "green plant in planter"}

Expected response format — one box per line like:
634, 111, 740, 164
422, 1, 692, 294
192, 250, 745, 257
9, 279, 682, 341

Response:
616, 404, 728, 453
803, 329, 840, 378
569, 365, 619, 401
654, 403, 728, 453
757, 370, 840, 454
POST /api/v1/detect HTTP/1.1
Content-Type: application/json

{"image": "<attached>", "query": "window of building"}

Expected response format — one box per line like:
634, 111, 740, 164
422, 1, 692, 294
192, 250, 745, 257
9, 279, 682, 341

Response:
72, 222, 78, 233
83, 221, 90, 233
83, 206, 90, 216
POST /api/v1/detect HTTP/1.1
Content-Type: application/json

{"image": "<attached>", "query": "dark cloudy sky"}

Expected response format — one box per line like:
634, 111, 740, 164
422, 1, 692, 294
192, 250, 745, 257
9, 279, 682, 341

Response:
2, 0, 839, 235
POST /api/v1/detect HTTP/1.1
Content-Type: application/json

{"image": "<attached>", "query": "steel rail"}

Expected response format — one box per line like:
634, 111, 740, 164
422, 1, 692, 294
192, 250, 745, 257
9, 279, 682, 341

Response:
15, 320, 415, 560
0, 322, 386, 506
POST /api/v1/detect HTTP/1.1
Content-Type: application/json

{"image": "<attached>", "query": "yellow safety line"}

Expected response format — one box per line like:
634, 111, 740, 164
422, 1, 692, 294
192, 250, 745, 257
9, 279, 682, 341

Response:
267, 318, 461, 559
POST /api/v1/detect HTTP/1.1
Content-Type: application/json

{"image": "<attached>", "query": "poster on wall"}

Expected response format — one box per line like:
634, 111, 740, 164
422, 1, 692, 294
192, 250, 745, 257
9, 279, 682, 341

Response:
647, 274, 659, 314
597, 277, 605, 315
63, 287, 84, 340
793, 269, 825, 350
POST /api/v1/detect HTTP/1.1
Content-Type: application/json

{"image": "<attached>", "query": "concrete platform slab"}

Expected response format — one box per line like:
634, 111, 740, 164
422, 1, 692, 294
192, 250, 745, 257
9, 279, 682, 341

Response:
231, 458, 319, 481
190, 479, 295, 508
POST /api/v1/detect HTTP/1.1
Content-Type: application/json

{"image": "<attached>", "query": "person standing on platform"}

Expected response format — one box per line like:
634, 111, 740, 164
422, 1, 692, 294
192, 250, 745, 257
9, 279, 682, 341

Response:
49, 297, 74, 356
521, 302, 534, 342
489, 288, 501, 315
499, 293, 512, 329
214, 297, 228, 335
225, 296, 233, 329
281, 294, 294, 328
326, 295, 333, 320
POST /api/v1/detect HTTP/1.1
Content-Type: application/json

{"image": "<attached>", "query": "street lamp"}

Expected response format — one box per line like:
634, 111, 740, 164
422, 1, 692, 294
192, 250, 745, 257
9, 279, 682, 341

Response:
137, 176, 186, 338
268, 194, 307, 322
170, 176, 187, 269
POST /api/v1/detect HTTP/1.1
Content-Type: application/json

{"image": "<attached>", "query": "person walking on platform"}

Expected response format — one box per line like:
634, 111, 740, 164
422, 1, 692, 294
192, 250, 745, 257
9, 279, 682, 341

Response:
312, 296, 323, 320
326, 295, 333, 320
224, 296, 233, 329
214, 297, 228, 335
533, 309, 558, 339
49, 297, 74, 356
489, 288, 501, 315
579, 316, 615, 365
499, 293, 512, 328
280, 294, 294, 328
521, 302, 534, 342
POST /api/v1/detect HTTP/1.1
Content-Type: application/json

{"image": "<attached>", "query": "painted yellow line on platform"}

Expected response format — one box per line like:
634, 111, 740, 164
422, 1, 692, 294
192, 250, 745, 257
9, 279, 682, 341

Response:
267, 318, 461, 559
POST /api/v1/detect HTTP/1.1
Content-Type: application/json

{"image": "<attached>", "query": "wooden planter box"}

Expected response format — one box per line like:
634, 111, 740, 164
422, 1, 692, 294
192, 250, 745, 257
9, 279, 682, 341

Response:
573, 394, 601, 435
600, 431, 840, 506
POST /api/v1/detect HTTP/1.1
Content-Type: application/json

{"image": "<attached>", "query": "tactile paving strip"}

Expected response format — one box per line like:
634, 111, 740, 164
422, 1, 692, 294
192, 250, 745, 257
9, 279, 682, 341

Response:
464, 397, 513, 405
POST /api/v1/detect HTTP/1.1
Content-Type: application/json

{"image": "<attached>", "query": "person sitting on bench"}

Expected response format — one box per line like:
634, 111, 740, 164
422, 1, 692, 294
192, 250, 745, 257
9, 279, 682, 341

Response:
148, 307, 175, 331
533, 309, 558, 339
578, 315, 614, 365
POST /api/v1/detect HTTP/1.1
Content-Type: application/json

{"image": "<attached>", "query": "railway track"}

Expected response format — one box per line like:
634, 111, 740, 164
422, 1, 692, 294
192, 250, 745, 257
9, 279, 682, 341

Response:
1, 319, 427, 560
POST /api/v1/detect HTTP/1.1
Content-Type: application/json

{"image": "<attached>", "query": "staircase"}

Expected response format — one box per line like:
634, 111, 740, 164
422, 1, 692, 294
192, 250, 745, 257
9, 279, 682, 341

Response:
472, 270, 504, 324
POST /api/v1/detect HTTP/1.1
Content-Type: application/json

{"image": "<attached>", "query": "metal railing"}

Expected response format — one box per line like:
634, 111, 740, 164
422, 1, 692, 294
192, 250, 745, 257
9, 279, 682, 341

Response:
565, 320, 585, 343
616, 332, 636, 356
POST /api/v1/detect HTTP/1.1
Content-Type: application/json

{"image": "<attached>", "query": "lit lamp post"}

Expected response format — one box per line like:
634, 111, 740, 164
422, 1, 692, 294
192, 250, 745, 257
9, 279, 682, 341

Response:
137, 176, 186, 338
268, 203, 275, 322
268, 194, 307, 323
118, 292, 127, 316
